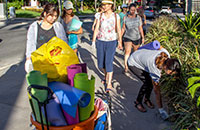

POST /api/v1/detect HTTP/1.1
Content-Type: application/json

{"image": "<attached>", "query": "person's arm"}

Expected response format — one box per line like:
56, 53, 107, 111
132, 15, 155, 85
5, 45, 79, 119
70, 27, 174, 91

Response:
152, 81, 163, 108
25, 22, 36, 73
92, 19, 97, 31
92, 17, 100, 43
139, 18, 144, 44
143, 15, 147, 25
121, 16, 126, 37
117, 16, 122, 50
67, 27, 83, 34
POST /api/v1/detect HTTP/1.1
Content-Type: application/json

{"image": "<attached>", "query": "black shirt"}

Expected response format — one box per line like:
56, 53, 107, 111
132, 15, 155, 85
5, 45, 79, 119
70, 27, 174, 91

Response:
37, 23, 56, 49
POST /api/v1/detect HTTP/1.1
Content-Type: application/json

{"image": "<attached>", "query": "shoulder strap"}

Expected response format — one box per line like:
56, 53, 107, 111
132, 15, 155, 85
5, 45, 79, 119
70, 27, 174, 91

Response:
99, 13, 103, 30
114, 13, 117, 33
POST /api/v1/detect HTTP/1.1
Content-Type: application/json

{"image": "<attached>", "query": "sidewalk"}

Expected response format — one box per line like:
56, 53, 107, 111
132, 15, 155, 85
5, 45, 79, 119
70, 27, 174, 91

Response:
0, 17, 171, 130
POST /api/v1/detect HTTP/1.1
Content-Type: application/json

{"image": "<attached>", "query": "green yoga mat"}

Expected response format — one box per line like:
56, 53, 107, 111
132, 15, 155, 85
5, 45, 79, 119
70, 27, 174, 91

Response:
26, 70, 49, 125
74, 73, 95, 121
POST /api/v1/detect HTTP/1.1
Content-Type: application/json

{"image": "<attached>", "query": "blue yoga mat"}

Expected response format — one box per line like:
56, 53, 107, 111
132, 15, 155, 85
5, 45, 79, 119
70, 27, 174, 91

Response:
138, 40, 160, 50
48, 82, 91, 119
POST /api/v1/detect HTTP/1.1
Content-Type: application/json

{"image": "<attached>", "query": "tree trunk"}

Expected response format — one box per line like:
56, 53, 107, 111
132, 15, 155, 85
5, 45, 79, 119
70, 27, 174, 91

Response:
58, 0, 62, 16
114, 0, 116, 11
80, 0, 83, 11
95, 0, 97, 12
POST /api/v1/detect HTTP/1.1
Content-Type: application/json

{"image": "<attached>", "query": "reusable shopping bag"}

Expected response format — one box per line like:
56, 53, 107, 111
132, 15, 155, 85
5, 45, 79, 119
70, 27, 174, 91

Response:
31, 36, 79, 83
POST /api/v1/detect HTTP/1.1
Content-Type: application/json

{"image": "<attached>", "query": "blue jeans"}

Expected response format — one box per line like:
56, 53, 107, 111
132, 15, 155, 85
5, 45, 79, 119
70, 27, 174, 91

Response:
96, 40, 117, 72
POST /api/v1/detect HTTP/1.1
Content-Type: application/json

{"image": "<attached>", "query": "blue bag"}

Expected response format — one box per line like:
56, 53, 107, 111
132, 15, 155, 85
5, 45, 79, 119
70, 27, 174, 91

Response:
68, 34, 78, 49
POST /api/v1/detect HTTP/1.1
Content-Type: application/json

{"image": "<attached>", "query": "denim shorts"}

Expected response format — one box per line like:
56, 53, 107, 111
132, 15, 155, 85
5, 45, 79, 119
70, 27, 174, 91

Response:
96, 40, 117, 72
123, 37, 141, 45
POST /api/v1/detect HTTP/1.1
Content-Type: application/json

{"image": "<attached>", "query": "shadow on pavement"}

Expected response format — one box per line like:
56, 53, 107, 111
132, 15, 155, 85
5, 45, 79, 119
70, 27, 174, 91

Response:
0, 60, 26, 130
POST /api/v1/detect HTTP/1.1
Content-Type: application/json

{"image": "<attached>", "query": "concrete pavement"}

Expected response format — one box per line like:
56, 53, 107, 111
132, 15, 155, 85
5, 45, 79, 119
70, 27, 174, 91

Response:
0, 17, 172, 130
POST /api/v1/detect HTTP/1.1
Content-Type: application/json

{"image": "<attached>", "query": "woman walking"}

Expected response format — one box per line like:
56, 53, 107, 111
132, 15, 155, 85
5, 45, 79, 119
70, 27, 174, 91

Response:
119, 4, 128, 29
121, 3, 144, 74
92, 0, 122, 92
25, 3, 67, 73
61, 1, 83, 53
128, 46, 181, 120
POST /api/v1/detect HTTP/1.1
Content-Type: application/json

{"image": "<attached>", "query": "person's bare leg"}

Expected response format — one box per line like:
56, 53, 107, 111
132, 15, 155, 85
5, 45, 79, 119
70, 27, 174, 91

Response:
132, 44, 140, 51
106, 72, 113, 89
101, 68, 107, 84
124, 42, 132, 72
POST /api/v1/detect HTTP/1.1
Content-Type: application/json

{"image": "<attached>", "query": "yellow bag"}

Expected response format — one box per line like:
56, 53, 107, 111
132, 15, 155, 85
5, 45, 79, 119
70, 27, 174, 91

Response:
31, 36, 79, 83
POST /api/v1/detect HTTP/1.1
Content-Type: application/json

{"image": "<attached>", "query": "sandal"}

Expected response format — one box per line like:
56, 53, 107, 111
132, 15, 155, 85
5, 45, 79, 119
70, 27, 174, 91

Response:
144, 99, 154, 109
106, 84, 112, 93
134, 101, 147, 112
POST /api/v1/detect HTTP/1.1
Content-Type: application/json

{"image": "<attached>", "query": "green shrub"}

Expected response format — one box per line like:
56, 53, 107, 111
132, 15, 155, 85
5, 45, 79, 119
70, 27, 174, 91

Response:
145, 15, 200, 129
7, 1, 23, 10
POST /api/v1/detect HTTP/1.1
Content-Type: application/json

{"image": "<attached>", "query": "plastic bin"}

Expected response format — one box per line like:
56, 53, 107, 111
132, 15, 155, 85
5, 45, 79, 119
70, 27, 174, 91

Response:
30, 105, 98, 130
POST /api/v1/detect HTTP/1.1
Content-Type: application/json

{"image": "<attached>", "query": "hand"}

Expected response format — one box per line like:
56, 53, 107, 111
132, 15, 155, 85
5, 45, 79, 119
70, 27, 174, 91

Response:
117, 41, 123, 50
159, 109, 169, 120
91, 41, 96, 49
67, 31, 73, 34
25, 59, 33, 73
141, 38, 144, 44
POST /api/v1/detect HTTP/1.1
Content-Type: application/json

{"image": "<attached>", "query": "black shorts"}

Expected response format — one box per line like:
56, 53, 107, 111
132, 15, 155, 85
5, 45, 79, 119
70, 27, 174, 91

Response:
123, 37, 141, 45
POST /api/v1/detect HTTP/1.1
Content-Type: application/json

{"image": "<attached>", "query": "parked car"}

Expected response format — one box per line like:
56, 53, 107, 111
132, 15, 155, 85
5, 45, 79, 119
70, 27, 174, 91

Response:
144, 7, 156, 18
159, 6, 172, 14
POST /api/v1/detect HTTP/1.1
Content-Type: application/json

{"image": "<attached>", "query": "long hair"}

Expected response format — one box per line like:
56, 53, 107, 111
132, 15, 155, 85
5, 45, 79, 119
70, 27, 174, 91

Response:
155, 52, 168, 69
39, 3, 59, 20
61, 8, 74, 19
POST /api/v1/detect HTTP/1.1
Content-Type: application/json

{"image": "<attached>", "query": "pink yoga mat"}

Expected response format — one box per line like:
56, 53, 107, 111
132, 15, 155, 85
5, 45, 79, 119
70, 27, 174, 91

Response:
67, 65, 82, 87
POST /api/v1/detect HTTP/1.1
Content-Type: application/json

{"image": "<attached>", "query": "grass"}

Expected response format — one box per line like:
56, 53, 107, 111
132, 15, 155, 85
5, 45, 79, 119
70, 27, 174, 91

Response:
16, 9, 95, 18
74, 9, 95, 15
16, 9, 41, 18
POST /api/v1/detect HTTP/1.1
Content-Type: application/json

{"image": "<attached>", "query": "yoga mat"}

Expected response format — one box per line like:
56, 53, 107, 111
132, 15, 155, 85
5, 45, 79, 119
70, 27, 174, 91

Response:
26, 71, 49, 125
74, 73, 95, 121
27, 71, 67, 126
48, 82, 91, 125
76, 63, 87, 73
138, 40, 160, 50
67, 65, 82, 87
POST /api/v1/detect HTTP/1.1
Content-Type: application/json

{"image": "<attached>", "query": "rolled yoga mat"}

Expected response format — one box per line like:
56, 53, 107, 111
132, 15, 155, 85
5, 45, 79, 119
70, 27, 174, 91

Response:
26, 71, 67, 126
48, 82, 91, 125
67, 65, 82, 87
26, 71, 48, 124
138, 40, 160, 50
74, 73, 95, 121
76, 63, 87, 73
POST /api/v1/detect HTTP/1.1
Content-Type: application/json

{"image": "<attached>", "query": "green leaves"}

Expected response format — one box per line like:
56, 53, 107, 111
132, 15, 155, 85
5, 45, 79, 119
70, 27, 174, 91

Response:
177, 11, 200, 40
187, 68, 200, 106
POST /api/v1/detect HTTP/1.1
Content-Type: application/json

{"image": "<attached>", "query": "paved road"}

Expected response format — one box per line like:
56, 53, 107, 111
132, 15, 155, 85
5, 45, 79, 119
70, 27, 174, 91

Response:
0, 16, 171, 130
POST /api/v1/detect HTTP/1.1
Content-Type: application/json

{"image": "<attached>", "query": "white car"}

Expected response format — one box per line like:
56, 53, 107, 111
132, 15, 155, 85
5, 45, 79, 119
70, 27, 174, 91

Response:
159, 6, 172, 14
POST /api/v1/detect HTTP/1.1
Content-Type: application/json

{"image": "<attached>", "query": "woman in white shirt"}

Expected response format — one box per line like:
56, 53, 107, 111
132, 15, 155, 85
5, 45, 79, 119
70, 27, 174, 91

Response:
92, 0, 122, 92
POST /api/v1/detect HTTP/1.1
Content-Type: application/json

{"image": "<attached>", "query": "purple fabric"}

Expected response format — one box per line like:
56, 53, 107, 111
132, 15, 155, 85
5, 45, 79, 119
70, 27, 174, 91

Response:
138, 40, 160, 50
67, 65, 82, 87
46, 94, 68, 126
62, 108, 79, 125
